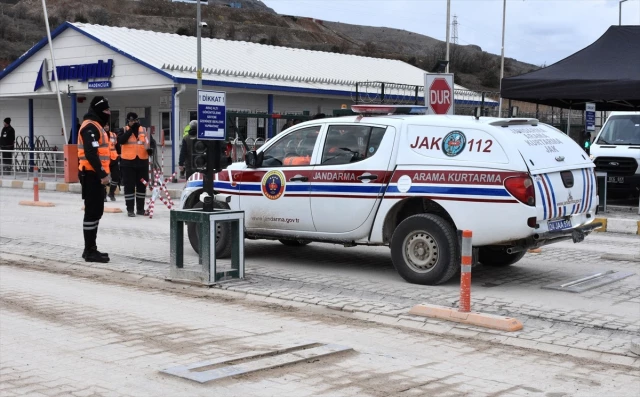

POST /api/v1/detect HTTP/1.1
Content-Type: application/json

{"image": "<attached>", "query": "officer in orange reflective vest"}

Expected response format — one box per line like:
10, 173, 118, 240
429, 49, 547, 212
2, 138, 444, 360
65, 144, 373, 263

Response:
78, 96, 111, 263
104, 124, 121, 201
118, 112, 152, 217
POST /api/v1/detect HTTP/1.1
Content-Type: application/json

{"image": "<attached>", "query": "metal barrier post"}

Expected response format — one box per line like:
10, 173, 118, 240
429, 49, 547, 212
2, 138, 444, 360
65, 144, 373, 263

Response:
33, 166, 40, 202
459, 230, 473, 313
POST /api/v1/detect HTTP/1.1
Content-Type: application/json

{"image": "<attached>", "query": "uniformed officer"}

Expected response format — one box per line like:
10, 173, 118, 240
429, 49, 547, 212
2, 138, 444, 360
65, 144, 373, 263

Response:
118, 112, 152, 217
78, 96, 111, 263
178, 121, 198, 180
104, 123, 121, 201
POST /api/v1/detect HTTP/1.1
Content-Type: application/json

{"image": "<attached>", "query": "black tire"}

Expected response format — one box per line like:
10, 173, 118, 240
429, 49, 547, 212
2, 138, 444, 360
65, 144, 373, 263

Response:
278, 239, 311, 247
390, 213, 459, 285
187, 201, 232, 259
478, 247, 526, 267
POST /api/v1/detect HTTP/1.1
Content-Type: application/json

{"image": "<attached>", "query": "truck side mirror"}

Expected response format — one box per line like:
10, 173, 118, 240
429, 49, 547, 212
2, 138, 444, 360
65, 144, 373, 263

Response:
245, 150, 263, 168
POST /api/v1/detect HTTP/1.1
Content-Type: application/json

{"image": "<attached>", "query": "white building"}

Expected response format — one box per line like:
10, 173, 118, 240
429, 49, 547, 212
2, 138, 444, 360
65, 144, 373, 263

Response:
0, 22, 491, 174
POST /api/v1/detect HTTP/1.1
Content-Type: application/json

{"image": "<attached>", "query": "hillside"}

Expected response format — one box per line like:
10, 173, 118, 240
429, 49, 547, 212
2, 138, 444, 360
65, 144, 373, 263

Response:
0, 0, 539, 91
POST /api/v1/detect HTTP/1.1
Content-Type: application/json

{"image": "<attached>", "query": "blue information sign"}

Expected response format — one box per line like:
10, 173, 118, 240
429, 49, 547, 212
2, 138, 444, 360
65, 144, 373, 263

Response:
88, 81, 111, 89
197, 90, 226, 140
585, 102, 596, 132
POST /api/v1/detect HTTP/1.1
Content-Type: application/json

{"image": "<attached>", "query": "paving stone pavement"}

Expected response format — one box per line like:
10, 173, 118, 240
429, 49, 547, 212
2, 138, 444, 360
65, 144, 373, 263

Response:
1, 188, 640, 362
1, 265, 639, 397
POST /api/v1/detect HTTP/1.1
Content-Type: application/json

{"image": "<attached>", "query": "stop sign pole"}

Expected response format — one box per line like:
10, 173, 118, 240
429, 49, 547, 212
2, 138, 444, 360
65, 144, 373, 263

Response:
425, 73, 455, 115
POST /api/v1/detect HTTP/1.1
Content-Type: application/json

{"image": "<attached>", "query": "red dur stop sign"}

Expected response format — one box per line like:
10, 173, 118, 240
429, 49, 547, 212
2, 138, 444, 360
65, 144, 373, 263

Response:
429, 78, 452, 114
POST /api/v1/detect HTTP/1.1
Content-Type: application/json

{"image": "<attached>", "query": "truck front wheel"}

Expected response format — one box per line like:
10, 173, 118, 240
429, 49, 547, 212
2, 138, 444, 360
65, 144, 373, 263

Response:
478, 247, 526, 267
186, 201, 232, 258
390, 214, 459, 285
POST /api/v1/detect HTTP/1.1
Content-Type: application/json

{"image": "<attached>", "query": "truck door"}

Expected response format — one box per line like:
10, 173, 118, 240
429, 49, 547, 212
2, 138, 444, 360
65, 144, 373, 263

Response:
241, 126, 322, 232
310, 124, 396, 233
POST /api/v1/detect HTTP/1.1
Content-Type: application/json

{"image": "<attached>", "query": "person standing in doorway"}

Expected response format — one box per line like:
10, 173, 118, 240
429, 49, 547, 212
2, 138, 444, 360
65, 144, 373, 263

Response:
104, 123, 121, 202
78, 96, 111, 263
178, 121, 198, 180
1, 117, 16, 171
183, 120, 196, 139
118, 112, 152, 217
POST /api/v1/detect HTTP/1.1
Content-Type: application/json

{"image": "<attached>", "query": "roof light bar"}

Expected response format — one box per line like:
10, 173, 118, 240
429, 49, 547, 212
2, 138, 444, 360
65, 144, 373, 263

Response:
351, 105, 428, 115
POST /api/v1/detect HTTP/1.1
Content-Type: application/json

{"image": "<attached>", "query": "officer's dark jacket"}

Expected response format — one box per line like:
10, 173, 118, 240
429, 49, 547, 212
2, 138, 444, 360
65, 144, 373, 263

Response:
179, 127, 197, 171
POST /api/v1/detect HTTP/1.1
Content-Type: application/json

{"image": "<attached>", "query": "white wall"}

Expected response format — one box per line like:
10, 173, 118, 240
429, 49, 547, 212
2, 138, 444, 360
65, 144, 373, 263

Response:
0, 28, 173, 97
0, 97, 74, 149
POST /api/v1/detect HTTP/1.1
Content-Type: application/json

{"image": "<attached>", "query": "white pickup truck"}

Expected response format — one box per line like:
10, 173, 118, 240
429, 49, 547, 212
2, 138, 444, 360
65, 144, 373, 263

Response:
590, 111, 640, 198
180, 106, 601, 285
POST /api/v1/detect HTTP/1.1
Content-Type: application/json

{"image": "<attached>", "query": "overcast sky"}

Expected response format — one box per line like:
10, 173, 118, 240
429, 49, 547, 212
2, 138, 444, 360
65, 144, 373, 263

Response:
261, 0, 640, 67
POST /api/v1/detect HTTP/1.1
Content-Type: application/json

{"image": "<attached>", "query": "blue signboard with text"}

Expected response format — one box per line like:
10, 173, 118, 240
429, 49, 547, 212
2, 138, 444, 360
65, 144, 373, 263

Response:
197, 90, 226, 140
585, 102, 596, 131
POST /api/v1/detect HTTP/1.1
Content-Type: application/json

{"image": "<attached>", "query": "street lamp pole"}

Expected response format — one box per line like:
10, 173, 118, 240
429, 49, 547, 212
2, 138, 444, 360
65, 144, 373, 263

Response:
445, 0, 451, 73
197, 0, 203, 91
41, 0, 67, 144
619, 0, 628, 25
498, 0, 506, 117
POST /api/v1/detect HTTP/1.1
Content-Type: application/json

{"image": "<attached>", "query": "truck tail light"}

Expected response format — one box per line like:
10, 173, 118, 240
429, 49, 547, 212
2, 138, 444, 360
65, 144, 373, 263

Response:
504, 176, 535, 206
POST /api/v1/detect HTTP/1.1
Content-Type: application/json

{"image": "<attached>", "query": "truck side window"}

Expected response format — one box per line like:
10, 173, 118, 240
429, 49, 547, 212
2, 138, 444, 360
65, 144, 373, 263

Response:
321, 125, 387, 165
261, 127, 319, 167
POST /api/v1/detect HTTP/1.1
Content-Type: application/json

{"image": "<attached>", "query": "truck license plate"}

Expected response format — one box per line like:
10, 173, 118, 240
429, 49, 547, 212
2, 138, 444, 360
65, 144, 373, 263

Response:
548, 219, 572, 231
608, 176, 624, 184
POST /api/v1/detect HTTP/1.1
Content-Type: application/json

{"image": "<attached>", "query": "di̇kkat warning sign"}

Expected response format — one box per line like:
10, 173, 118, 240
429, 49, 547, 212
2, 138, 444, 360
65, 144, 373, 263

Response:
197, 90, 226, 140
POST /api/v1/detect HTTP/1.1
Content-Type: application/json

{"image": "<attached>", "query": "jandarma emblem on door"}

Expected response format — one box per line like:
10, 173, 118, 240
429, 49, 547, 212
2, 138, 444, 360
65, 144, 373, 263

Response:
262, 170, 286, 200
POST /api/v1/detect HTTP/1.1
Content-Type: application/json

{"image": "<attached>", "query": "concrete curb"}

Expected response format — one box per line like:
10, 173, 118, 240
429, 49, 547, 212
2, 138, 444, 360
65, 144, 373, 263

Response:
1, 178, 182, 199
593, 217, 640, 235
408, 303, 523, 332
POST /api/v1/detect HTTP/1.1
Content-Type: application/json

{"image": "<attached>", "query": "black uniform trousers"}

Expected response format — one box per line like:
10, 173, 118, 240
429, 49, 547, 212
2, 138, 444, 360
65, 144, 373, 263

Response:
1, 147, 13, 167
80, 170, 104, 250
121, 165, 148, 212
106, 158, 121, 197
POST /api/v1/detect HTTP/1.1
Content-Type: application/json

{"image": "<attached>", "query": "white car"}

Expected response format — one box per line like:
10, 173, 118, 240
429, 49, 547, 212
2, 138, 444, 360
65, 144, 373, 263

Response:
180, 105, 601, 285
590, 111, 640, 198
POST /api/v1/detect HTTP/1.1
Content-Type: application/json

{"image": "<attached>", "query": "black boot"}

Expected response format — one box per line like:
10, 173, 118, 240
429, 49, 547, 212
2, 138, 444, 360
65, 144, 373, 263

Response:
82, 247, 110, 263
136, 197, 146, 216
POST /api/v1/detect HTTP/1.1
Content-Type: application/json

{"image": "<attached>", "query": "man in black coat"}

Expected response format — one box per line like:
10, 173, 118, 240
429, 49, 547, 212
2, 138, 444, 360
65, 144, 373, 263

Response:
178, 123, 198, 180
1, 118, 16, 171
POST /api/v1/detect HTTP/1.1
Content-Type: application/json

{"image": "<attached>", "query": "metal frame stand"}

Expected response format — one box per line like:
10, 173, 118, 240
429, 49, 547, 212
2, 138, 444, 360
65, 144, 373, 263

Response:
595, 172, 607, 213
169, 208, 245, 286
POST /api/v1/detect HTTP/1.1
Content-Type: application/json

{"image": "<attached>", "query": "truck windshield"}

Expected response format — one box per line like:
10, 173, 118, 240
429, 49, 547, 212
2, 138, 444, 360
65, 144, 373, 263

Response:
597, 115, 640, 145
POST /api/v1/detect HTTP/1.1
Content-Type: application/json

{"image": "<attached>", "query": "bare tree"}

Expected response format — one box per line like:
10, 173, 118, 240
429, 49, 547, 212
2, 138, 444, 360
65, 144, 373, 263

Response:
246, 24, 258, 42
362, 41, 377, 56
226, 24, 236, 39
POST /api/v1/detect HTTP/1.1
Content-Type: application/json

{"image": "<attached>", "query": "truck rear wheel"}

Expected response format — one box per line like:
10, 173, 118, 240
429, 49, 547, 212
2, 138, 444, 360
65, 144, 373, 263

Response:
478, 247, 526, 267
390, 213, 459, 285
187, 201, 232, 259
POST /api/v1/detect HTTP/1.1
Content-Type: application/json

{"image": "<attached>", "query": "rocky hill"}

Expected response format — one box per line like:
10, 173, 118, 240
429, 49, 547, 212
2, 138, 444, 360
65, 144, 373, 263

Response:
0, 0, 539, 91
